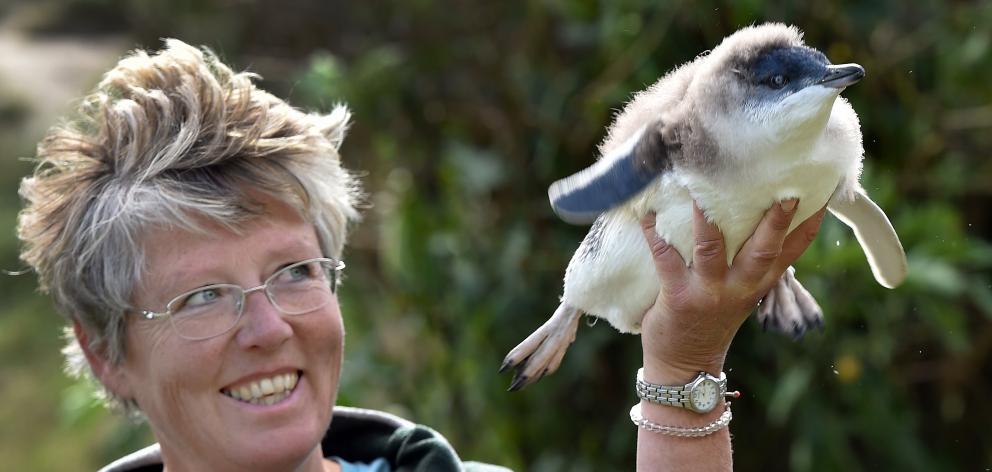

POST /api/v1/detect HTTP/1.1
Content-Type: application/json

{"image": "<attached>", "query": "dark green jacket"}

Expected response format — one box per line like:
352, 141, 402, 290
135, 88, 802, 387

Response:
99, 406, 510, 472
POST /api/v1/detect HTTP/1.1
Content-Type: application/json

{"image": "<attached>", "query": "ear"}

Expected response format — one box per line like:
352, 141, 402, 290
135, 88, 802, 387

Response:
73, 320, 134, 400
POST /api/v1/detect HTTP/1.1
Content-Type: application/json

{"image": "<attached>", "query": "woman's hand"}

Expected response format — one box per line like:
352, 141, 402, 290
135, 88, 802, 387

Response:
638, 199, 827, 383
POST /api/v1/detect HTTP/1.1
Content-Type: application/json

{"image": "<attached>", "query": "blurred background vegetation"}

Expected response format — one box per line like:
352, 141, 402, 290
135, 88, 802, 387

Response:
0, 0, 990, 470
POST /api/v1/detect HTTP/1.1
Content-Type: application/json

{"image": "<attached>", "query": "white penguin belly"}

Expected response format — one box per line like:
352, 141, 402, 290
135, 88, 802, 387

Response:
561, 156, 846, 334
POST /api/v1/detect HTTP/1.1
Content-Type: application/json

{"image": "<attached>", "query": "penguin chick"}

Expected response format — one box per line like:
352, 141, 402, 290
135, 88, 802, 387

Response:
502, 23, 908, 391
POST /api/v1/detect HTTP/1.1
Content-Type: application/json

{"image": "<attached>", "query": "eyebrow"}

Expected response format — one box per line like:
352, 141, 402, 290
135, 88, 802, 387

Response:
140, 240, 323, 308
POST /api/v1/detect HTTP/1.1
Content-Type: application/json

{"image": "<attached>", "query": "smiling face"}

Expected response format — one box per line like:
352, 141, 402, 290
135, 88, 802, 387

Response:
105, 194, 343, 471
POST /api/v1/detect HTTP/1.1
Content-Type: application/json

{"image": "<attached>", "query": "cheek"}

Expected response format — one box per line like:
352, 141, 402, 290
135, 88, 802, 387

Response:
123, 323, 223, 414
293, 306, 344, 414
301, 304, 345, 370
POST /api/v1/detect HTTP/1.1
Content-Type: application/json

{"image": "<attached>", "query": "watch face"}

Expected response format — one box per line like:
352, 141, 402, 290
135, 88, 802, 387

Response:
690, 379, 720, 411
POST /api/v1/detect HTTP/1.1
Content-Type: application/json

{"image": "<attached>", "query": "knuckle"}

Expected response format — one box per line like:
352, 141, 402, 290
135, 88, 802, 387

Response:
694, 238, 725, 259
768, 213, 792, 232
640, 213, 658, 233
750, 247, 782, 265
640, 218, 655, 233
649, 239, 673, 259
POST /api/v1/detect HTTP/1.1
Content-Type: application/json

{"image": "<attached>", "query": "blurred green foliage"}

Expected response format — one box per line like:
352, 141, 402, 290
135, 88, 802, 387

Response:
1, 0, 990, 470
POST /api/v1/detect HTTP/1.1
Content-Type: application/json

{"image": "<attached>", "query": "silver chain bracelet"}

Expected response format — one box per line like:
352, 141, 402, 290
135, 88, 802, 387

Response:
629, 402, 732, 437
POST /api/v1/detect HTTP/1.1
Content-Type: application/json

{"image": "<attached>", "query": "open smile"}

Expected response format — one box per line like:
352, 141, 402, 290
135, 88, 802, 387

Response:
221, 371, 301, 406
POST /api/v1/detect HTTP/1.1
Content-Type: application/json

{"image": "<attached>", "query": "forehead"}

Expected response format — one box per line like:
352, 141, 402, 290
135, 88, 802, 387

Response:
136, 195, 321, 297
747, 46, 829, 77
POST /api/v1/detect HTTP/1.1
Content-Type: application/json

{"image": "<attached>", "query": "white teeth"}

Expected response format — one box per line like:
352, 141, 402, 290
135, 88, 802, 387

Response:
224, 372, 300, 404
260, 378, 275, 395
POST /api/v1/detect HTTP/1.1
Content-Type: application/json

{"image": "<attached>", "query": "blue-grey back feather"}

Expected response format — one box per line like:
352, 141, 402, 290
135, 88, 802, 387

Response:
549, 123, 673, 225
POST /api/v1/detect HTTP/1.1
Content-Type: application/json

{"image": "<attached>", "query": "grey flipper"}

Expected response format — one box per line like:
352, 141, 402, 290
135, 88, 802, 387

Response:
758, 266, 823, 338
548, 121, 675, 224
828, 189, 908, 288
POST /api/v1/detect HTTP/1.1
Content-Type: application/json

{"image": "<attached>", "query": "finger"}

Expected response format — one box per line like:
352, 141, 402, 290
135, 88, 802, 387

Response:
730, 199, 799, 285
640, 212, 688, 281
774, 205, 827, 273
691, 201, 728, 281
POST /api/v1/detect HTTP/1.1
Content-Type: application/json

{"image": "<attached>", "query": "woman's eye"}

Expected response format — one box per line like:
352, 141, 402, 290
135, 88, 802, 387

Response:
281, 263, 315, 282
179, 288, 222, 309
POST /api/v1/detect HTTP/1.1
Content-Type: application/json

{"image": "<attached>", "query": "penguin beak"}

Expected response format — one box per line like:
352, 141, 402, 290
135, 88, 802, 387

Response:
818, 63, 865, 89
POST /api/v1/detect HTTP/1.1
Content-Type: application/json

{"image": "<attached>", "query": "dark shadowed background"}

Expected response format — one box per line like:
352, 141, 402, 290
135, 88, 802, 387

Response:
1, 0, 990, 470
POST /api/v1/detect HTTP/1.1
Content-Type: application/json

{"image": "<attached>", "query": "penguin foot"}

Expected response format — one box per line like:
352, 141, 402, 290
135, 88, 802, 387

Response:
757, 266, 824, 339
500, 303, 582, 391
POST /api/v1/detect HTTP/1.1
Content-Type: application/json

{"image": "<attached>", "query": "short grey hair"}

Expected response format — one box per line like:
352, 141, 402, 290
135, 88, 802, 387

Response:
16, 39, 363, 411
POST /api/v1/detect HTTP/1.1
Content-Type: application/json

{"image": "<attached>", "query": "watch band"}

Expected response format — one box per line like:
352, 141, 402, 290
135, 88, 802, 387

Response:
635, 368, 729, 411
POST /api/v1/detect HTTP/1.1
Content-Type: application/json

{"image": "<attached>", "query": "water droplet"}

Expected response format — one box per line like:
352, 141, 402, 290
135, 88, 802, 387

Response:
835, 240, 840, 247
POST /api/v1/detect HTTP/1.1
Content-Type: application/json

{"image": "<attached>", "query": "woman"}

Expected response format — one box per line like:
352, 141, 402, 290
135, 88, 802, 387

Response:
18, 39, 502, 472
17, 39, 823, 471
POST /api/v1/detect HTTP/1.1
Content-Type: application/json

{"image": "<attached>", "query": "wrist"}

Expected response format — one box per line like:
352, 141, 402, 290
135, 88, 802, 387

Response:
641, 344, 726, 385
630, 366, 739, 438
639, 312, 739, 385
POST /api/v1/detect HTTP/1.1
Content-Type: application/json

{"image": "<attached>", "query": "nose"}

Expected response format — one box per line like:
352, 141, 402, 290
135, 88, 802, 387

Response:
235, 289, 293, 349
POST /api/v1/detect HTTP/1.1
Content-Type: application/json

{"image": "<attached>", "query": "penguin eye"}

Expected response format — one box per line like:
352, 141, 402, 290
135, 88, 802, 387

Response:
768, 74, 788, 89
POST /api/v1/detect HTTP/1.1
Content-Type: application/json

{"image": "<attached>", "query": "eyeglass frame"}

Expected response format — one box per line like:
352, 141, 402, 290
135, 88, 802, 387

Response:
137, 257, 345, 341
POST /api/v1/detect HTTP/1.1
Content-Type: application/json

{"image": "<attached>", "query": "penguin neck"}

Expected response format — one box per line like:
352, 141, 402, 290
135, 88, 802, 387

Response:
738, 108, 832, 167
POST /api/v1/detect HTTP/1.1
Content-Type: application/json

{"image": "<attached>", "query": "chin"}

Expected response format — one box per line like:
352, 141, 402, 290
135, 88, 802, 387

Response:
235, 422, 327, 468
782, 89, 839, 120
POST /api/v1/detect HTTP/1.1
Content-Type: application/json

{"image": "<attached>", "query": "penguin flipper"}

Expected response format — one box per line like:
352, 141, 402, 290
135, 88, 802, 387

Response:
548, 120, 676, 225
828, 189, 908, 288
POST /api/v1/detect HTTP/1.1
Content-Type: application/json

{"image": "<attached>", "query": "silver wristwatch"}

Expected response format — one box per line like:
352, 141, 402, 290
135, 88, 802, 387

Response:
635, 368, 732, 414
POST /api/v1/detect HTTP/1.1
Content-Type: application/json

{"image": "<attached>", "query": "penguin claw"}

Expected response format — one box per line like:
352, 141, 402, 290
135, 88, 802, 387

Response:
757, 267, 825, 339
791, 322, 805, 340
508, 374, 529, 392
502, 304, 582, 391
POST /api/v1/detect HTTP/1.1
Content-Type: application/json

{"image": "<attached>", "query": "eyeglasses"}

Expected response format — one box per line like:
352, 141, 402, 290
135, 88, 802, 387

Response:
139, 257, 345, 341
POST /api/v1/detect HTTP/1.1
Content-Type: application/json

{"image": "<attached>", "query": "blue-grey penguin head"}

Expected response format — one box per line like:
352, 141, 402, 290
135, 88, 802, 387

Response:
736, 46, 863, 123
695, 24, 864, 141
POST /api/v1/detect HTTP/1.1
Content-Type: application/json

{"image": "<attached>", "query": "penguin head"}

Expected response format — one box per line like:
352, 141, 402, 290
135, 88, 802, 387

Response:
735, 46, 864, 126
693, 24, 864, 146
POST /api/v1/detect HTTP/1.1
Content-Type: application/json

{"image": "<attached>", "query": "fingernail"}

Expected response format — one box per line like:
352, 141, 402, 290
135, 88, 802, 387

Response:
781, 199, 798, 213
